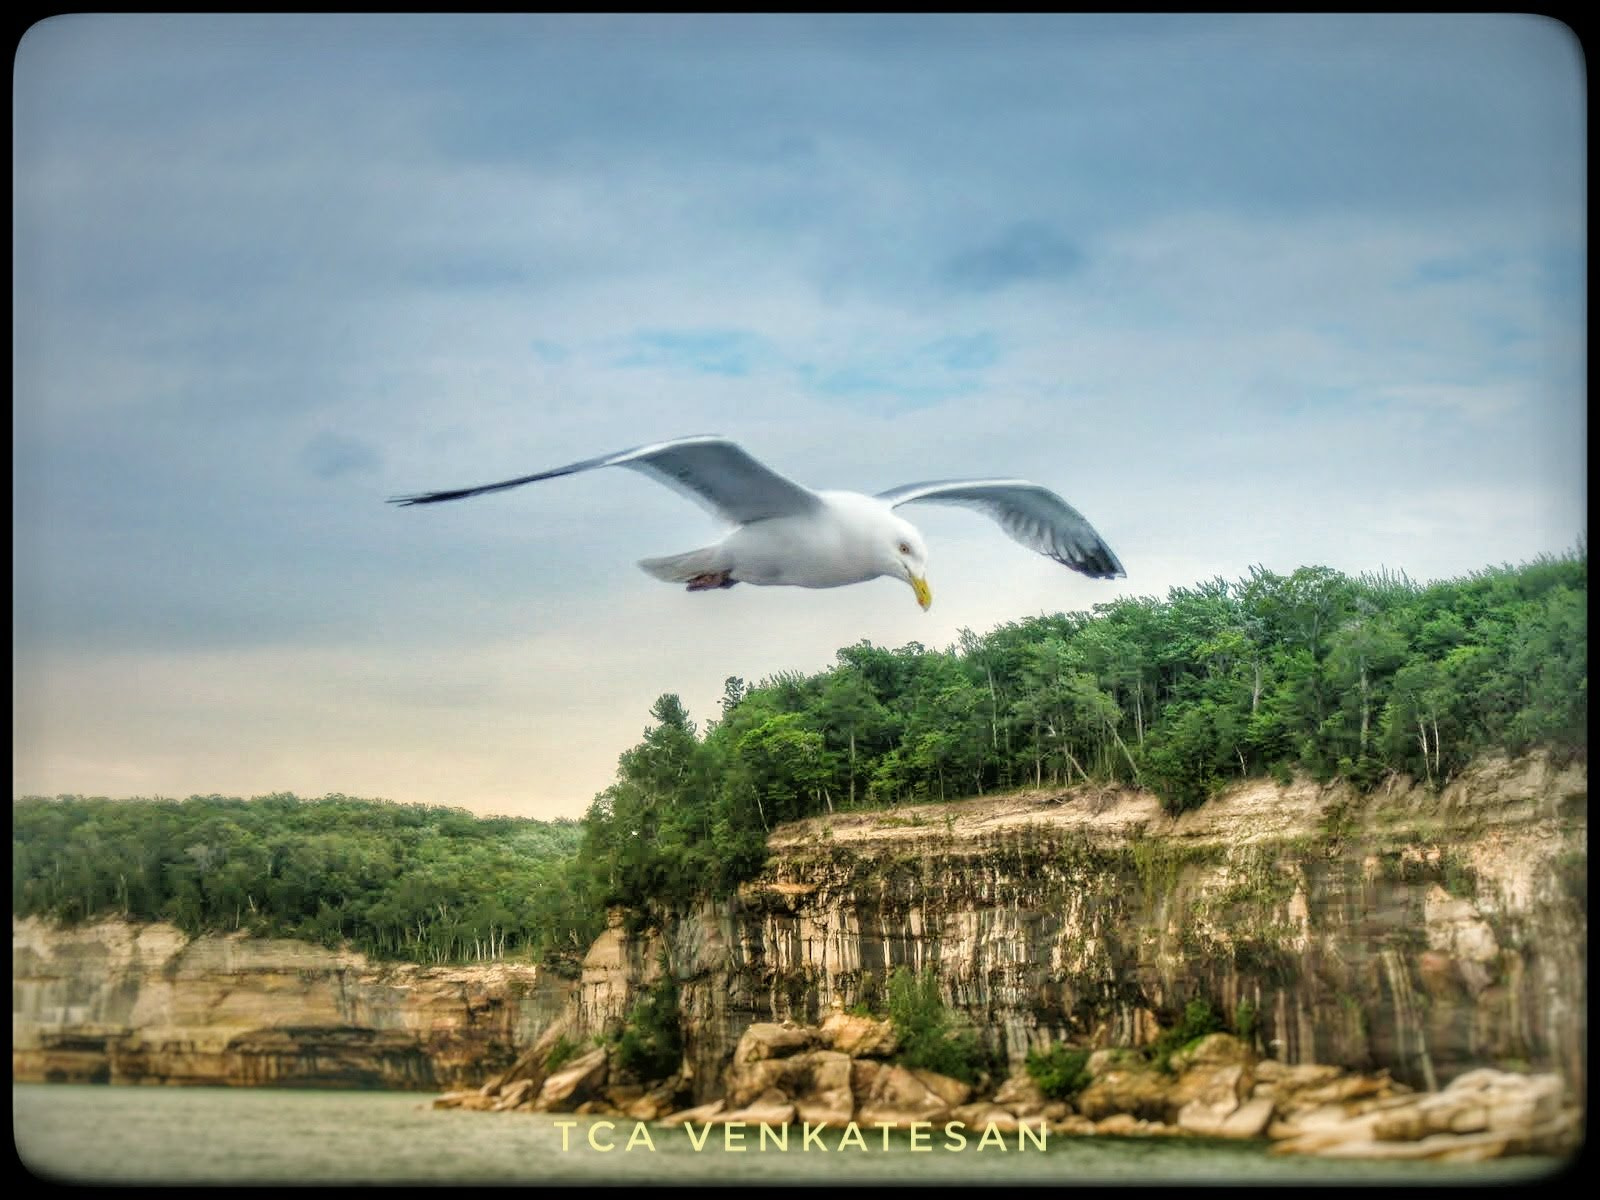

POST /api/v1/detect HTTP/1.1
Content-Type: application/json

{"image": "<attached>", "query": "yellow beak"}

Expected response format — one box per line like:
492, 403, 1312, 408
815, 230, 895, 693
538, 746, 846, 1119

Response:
910, 574, 932, 611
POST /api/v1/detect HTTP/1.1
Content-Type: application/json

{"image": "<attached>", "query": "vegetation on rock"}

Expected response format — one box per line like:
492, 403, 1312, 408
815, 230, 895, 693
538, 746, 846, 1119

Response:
1149, 999, 1225, 1073
613, 965, 684, 1082
1026, 1043, 1094, 1100
883, 967, 992, 1085
11, 793, 597, 966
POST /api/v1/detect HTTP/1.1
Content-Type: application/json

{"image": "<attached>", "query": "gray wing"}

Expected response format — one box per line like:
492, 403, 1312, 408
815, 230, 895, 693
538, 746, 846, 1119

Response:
877, 479, 1125, 579
390, 434, 821, 524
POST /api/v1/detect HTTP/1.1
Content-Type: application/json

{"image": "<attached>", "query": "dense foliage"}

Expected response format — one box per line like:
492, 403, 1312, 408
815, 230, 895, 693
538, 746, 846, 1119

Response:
884, 968, 993, 1085
577, 550, 1586, 910
613, 964, 685, 1081
1148, 998, 1225, 1073
11, 793, 599, 966
1025, 1044, 1094, 1101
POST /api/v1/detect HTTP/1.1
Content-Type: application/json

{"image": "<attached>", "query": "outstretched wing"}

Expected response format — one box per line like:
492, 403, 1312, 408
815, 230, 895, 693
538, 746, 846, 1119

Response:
390, 434, 822, 524
877, 479, 1125, 579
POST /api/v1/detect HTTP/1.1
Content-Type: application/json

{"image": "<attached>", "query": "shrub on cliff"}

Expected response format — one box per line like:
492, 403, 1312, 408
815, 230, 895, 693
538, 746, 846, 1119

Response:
885, 968, 991, 1085
614, 965, 683, 1083
1149, 997, 1224, 1072
1025, 1044, 1093, 1100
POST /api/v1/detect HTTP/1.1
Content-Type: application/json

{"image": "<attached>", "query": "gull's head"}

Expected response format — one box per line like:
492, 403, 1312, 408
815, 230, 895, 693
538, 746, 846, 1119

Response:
886, 516, 932, 611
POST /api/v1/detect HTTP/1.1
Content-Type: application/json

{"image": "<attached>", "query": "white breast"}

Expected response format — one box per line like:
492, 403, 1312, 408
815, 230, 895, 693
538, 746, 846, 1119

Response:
724, 491, 896, 588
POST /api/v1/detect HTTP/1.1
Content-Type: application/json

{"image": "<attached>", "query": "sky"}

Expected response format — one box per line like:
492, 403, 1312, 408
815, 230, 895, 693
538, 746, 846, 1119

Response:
12, 14, 1586, 820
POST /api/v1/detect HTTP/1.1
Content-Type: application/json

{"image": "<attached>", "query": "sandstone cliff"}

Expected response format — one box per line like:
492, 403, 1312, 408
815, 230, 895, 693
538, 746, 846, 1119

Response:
12, 918, 574, 1088
576, 753, 1585, 1106
14, 754, 1585, 1110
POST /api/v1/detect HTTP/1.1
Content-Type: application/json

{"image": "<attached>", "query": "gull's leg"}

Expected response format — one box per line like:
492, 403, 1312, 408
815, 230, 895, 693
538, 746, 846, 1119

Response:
685, 571, 737, 591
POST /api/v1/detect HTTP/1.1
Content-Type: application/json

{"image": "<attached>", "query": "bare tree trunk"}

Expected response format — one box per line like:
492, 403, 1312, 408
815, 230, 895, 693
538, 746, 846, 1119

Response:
986, 666, 999, 750
1359, 663, 1370, 753
1063, 746, 1089, 785
848, 731, 856, 808
1110, 725, 1141, 782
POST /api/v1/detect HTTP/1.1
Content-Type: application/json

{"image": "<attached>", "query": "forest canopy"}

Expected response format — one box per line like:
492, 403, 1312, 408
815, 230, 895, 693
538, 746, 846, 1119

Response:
14, 548, 1586, 964
11, 793, 596, 967
573, 549, 1585, 914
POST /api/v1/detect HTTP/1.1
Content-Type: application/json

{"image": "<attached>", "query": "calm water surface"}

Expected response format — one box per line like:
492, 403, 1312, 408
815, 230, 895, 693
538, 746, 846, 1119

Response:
13, 1084, 1571, 1187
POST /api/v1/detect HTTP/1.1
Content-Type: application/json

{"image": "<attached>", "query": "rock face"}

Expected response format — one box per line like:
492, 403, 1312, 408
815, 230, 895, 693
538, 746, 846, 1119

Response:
572, 754, 1586, 1109
12, 917, 574, 1089
14, 752, 1586, 1146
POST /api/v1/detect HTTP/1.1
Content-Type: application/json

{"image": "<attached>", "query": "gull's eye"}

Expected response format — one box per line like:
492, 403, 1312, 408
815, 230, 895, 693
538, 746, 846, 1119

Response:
898, 542, 911, 556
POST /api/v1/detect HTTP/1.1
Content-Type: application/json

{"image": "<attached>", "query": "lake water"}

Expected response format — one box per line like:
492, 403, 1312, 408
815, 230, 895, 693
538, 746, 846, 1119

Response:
13, 1084, 1572, 1187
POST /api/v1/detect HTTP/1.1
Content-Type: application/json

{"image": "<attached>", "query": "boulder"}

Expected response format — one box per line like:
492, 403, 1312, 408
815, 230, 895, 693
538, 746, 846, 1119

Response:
792, 1050, 855, 1127
993, 1071, 1048, 1116
482, 1020, 575, 1097
1255, 1061, 1342, 1092
1286, 1070, 1400, 1109
1168, 1033, 1254, 1074
733, 1022, 814, 1064
857, 1064, 954, 1128
624, 1078, 685, 1122
433, 1089, 497, 1111
1094, 1113, 1141, 1136
1270, 1071, 1577, 1160
1165, 1062, 1252, 1127
911, 1068, 973, 1109
725, 1054, 806, 1109
1085, 1048, 1145, 1078
708, 1087, 796, 1127
953, 1102, 1019, 1132
1217, 1097, 1276, 1139
1076, 1067, 1172, 1123
491, 1078, 538, 1112
1052, 1115, 1099, 1137
817, 1011, 898, 1058
849, 1058, 884, 1104
532, 1046, 608, 1113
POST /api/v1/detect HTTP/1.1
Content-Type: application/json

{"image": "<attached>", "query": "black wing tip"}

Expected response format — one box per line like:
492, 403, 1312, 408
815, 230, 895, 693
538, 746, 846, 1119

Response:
388, 490, 464, 506
1055, 545, 1126, 580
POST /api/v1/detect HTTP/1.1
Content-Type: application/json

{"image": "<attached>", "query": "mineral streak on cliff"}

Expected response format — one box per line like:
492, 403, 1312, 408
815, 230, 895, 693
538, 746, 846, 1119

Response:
12, 920, 575, 1088
576, 753, 1585, 1106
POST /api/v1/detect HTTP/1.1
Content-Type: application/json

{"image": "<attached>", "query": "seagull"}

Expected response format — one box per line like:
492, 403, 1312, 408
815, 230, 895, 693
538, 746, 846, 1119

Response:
390, 434, 1124, 610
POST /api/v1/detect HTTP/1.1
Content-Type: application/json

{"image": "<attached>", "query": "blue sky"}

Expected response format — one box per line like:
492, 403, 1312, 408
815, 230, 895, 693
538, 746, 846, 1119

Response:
13, 14, 1585, 818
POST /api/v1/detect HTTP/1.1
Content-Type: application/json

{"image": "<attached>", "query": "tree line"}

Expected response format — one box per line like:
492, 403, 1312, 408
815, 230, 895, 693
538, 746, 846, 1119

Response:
11, 792, 601, 967
575, 549, 1586, 911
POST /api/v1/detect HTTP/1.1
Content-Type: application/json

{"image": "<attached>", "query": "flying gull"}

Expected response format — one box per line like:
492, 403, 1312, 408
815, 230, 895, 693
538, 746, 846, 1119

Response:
390, 435, 1124, 610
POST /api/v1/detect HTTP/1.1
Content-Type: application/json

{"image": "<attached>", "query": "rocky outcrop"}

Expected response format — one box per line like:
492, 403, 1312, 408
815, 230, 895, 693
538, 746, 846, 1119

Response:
12, 917, 574, 1089
571, 754, 1585, 1112
445, 1015, 1580, 1162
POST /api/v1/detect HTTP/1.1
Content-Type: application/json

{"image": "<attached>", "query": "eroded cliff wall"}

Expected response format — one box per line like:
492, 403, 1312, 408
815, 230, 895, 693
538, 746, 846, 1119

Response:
15, 755, 1585, 1104
12, 919, 575, 1089
578, 754, 1585, 1105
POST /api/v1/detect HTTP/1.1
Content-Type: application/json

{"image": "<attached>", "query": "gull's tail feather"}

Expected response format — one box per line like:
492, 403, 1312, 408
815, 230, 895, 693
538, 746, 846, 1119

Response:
638, 547, 728, 584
